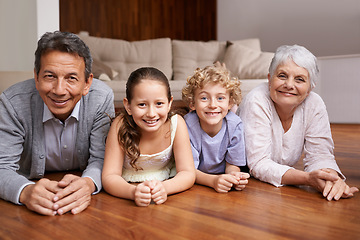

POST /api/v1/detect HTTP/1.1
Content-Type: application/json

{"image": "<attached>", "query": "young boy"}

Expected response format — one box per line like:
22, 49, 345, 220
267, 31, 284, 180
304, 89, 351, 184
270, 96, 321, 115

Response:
182, 63, 250, 193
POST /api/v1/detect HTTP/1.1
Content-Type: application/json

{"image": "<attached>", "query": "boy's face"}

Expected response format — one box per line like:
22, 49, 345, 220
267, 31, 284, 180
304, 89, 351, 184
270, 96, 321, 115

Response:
191, 82, 232, 137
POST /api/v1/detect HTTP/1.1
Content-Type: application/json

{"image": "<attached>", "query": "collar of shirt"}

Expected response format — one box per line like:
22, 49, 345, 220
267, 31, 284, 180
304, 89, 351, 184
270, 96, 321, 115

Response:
43, 101, 81, 123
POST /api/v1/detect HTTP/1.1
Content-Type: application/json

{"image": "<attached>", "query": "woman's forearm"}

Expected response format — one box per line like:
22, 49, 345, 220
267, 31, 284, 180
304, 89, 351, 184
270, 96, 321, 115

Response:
281, 169, 309, 186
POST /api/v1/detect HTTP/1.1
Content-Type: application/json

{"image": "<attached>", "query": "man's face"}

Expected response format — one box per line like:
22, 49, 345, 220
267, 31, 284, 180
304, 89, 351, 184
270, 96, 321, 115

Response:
34, 50, 93, 122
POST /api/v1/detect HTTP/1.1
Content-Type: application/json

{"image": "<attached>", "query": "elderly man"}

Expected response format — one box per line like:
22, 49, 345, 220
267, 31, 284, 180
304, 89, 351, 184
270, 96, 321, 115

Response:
0, 31, 114, 215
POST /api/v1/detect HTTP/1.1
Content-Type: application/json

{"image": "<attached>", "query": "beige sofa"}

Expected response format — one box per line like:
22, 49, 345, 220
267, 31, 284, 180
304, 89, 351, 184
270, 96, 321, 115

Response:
0, 33, 274, 108
77, 33, 273, 107
1, 35, 359, 124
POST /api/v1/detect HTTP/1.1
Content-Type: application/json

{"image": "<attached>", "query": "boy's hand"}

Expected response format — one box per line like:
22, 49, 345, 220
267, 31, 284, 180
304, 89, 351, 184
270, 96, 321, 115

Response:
230, 172, 250, 191
213, 174, 239, 193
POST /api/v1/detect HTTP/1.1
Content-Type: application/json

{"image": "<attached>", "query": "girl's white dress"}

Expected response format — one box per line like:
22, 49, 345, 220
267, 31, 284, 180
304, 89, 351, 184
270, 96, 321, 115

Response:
121, 115, 177, 182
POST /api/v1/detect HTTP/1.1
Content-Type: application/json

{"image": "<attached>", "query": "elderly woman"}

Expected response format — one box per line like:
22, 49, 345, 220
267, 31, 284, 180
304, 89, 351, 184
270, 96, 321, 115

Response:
237, 45, 358, 201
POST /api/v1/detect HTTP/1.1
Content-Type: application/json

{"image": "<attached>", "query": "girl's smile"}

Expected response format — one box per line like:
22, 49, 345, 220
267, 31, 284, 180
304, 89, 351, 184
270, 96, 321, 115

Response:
124, 79, 173, 134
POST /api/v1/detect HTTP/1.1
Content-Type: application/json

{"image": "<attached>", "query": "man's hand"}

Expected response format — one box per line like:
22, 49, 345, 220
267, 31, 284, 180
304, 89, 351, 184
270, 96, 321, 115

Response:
19, 178, 62, 216
52, 174, 95, 215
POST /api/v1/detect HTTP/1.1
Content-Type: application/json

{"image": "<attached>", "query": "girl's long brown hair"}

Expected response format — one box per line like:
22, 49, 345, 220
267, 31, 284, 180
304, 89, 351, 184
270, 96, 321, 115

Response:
118, 67, 172, 170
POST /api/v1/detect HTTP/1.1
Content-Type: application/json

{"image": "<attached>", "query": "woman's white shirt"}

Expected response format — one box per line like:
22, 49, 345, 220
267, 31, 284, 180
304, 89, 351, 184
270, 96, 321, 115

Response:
237, 83, 343, 187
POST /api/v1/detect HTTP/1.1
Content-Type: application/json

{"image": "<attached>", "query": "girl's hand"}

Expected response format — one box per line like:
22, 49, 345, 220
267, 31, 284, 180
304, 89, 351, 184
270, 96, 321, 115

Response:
230, 172, 250, 191
148, 180, 167, 205
213, 174, 239, 193
134, 182, 152, 207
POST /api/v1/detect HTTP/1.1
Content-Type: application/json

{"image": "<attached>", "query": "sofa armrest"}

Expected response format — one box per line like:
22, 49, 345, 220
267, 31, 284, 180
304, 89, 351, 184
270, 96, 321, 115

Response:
0, 71, 34, 94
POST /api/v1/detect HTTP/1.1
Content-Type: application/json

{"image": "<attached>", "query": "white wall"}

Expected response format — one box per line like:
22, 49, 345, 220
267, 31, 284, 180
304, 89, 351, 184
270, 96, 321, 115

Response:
317, 55, 360, 123
0, 0, 59, 71
36, 0, 59, 40
217, 0, 360, 57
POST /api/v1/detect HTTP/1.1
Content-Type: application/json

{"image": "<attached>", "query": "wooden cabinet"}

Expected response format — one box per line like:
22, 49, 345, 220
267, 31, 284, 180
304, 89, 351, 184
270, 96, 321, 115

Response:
60, 0, 217, 41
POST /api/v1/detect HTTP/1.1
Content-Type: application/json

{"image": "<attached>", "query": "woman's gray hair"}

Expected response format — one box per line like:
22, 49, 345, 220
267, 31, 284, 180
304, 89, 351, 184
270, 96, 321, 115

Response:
268, 45, 319, 89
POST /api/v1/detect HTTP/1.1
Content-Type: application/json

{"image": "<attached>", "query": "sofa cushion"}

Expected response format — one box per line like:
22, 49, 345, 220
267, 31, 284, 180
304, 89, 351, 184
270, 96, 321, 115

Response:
79, 35, 173, 81
224, 43, 274, 79
172, 38, 261, 81
230, 38, 261, 52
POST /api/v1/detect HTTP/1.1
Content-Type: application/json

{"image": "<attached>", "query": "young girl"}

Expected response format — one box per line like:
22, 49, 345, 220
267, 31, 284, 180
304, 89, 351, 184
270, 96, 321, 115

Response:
102, 67, 195, 206
182, 64, 250, 193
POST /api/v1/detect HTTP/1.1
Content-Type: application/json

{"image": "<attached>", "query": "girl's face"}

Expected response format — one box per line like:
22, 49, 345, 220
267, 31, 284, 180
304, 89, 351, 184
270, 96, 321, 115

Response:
124, 79, 173, 134
268, 60, 311, 114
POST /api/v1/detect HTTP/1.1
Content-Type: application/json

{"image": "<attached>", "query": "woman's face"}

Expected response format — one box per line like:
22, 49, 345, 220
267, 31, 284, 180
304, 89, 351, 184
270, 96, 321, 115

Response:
268, 60, 311, 113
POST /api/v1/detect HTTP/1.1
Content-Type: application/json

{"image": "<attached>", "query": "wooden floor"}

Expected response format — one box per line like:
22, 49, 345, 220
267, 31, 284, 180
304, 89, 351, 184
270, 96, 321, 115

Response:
0, 124, 359, 240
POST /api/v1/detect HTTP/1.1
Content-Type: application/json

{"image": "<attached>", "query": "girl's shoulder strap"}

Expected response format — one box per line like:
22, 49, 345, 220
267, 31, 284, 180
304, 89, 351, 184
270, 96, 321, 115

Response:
170, 114, 178, 143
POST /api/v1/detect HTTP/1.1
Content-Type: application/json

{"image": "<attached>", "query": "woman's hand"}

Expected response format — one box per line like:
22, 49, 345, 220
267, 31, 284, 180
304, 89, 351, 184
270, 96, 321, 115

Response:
307, 169, 338, 192
323, 178, 359, 201
307, 169, 358, 200
321, 169, 359, 201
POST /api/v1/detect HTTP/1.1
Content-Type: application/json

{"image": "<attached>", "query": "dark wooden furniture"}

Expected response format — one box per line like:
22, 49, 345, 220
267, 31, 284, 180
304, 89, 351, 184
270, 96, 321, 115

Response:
0, 124, 359, 239
60, 0, 217, 41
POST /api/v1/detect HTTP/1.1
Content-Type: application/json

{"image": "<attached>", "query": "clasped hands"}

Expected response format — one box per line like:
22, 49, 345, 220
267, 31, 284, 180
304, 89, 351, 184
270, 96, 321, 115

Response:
20, 174, 95, 216
213, 172, 250, 193
308, 168, 359, 201
134, 180, 167, 207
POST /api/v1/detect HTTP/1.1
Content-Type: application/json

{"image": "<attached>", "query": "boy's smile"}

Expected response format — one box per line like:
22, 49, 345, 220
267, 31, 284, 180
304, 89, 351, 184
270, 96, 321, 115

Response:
191, 82, 232, 137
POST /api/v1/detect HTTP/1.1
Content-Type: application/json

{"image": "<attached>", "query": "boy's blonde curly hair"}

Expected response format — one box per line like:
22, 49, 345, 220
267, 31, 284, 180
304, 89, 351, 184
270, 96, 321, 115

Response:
182, 64, 242, 107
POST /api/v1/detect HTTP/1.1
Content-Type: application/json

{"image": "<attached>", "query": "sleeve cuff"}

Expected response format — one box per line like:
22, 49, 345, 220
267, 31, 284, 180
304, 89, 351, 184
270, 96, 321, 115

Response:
82, 176, 100, 195
16, 182, 35, 205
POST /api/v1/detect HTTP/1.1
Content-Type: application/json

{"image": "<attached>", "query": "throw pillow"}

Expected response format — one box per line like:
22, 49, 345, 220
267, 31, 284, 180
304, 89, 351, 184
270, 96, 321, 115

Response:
223, 43, 274, 79
92, 58, 116, 81
79, 35, 173, 81
172, 38, 262, 81
228, 38, 261, 52
172, 40, 224, 81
